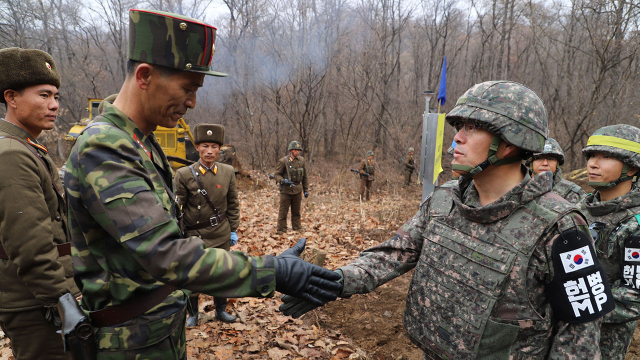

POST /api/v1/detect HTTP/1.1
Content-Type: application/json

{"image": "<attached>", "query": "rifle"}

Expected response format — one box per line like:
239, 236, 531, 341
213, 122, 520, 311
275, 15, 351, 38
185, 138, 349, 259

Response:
350, 169, 374, 181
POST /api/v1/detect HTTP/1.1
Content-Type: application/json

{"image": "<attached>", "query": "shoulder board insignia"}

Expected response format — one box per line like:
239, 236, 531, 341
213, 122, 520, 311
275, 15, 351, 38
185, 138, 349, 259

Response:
213, 164, 218, 175
199, 165, 206, 175
27, 138, 47, 153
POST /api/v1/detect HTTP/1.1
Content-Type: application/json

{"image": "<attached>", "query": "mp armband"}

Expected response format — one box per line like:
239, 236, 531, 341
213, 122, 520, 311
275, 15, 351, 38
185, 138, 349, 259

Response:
548, 229, 614, 323
622, 235, 640, 290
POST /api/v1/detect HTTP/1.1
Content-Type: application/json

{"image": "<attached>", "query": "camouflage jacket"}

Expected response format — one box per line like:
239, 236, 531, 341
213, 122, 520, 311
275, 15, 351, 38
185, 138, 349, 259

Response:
0, 120, 79, 311
552, 169, 586, 204
580, 187, 640, 325
175, 161, 239, 248
274, 155, 308, 194
340, 170, 608, 359
65, 103, 275, 350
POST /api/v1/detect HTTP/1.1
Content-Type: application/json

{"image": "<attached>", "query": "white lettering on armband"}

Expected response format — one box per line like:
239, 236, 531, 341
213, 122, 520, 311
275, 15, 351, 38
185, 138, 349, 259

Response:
623, 265, 640, 289
563, 270, 608, 318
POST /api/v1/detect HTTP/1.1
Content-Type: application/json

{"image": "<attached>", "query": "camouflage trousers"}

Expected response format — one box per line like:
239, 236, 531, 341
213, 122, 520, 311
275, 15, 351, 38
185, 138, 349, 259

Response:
359, 178, 373, 201
97, 307, 187, 360
277, 192, 302, 232
404, 169, 413, 186
0, 308, 69, 360
600, 321, 637, 360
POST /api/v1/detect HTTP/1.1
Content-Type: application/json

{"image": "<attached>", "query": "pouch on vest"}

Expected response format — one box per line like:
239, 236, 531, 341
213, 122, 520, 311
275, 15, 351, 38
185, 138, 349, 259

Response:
548, 229, 615, 323
289, 167, 304, 182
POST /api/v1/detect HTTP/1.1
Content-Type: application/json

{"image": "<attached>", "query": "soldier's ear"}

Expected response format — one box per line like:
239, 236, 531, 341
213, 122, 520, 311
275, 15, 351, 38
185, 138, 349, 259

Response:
4, 89, 18, 109
628, 166, 639, 177
135, 63, 153, 90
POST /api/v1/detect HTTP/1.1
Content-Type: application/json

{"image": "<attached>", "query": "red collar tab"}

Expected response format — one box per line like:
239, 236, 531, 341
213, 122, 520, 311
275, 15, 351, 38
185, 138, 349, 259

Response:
27, 138, 47, 153
132, 134, 151, 159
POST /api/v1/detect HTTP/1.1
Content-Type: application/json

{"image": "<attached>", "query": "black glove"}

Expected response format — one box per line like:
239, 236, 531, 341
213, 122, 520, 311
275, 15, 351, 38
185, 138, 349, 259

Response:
43, 306, 62, 327
282, 179, 294, 186
280, 269, 343, 318
304, 191, 309, 198
274, 239, 343, 306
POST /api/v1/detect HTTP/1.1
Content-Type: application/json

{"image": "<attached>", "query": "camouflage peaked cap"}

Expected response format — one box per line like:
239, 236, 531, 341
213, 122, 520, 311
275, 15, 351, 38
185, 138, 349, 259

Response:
194, 124, 225, 145
408, 147, 415, 153
288, 141, 302, 151
533, 138, 564, 165
129, 9, 227, 77
445, 81, 547, 153
583, 124, 640, 169
0, 47, 61, 103
366, 150, 374, 156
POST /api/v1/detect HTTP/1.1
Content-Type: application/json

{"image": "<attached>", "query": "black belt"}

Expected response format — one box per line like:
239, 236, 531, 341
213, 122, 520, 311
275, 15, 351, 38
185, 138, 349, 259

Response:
185, 212, 227, 230
0, 243, 71, 260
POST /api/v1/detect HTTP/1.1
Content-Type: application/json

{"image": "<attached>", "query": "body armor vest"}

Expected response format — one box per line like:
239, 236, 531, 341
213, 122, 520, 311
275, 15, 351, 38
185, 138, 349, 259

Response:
552, 172, 583, 201
286, 158, 304, 182
404, 186, 570, 359
365, 161, 375, 175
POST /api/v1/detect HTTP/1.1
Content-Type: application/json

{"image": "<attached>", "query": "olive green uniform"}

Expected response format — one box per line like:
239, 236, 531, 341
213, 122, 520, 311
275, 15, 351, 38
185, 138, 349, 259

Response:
358, 159, 375, 201
275, 156, 308, 232
0, 120, 80, 360
404, 155, 415, 186
175, 161, 239, 250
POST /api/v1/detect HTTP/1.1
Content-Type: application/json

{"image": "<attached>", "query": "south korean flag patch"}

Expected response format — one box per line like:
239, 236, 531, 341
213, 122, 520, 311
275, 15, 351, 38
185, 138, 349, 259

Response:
548, 229, 614, 323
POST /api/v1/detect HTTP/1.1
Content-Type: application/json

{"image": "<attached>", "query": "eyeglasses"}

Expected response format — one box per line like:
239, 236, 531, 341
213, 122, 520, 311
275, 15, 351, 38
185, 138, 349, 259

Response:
453, 121, 477, 136
533, 155, 558, 162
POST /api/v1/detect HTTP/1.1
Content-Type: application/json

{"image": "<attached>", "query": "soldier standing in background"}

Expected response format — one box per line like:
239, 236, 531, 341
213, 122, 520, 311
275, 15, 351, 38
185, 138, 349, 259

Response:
175, 124, 239, 325
282, 81, 614, 359
403, 147, 415, 186
579, 124, 640, 360
358, 150, 375, 201
529, 137, 586, 203
274, 141, 309, 234
0, 47, 80, 360
64, 9, 341, 358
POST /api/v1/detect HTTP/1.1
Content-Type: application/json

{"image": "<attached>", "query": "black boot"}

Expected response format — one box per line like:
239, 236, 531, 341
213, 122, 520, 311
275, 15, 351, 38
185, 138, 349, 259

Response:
186, 296, 199, 327
214, 297, 236, 323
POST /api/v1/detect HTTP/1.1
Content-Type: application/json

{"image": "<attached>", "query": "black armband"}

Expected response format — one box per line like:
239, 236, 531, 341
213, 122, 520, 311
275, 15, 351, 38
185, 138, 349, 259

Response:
622, 235, 640, 290
548, 229, 615, 323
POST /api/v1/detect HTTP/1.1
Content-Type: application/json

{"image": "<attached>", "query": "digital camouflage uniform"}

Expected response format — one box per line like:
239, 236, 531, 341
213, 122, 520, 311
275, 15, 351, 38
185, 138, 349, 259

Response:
531, 138, 586, 204
359, 152, 375, 201
404, 148, 415, 186
0, 48, 80, 360
275, 141, 309, 232
579, 124, 640, 360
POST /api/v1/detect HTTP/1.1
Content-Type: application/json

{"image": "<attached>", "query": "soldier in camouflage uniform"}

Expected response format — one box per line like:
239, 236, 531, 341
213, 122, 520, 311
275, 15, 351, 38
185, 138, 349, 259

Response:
274, 141, 309, 233
578, 124, 640, 360
0, 47, 81, 360
403, 147, 415, 186
64, 9, 341, 359
529, 138, 586, 203
358, 150, 375, 201
175, 124, 239, 325
282, 81, 614, 359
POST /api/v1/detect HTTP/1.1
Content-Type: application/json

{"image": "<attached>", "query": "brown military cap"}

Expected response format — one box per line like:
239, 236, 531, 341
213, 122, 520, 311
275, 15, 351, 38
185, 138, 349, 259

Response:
194, 124, 225, 145
0, 47, 61, 103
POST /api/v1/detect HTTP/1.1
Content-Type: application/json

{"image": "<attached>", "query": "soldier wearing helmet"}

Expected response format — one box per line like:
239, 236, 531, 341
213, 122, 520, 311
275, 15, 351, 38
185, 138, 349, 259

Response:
403, 147, 416, 186
281, 81, 613, 359
529, 138, 586, 203
274, 140, 309, 233
358, 150, 375, 201
578, 124, 640, 360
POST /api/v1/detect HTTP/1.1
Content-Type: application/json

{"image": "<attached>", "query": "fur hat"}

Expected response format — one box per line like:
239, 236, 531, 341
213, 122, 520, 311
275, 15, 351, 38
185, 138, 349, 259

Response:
0, 47, 61, 103
194, 124, 225, 145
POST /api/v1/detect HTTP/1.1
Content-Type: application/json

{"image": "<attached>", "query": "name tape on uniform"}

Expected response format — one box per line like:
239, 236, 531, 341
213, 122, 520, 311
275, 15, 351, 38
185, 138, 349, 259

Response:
625, 247, 640, 262
560, 245, 594, 273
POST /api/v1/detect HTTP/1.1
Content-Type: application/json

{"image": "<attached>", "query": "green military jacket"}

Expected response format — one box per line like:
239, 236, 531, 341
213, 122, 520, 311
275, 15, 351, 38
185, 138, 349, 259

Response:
275, 155, 308, 195
404, 155, 415, 173
0, 120, 78, 312
175, 161, 239, 249
65, 104, 275, 351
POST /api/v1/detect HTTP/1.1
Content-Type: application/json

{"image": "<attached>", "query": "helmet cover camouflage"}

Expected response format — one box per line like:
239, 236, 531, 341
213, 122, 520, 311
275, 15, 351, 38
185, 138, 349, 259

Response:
128, 9, 227, 77
408, 147, 415, 153
366, 150, 374, 157
533, 138, 564, 165
288, 141, 302, 151
445, 81, 548, 153
582, 124, 640, 169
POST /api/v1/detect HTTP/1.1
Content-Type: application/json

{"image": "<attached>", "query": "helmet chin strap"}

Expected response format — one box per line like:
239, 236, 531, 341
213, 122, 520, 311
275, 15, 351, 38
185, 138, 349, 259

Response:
452, 135, 522, 176
589, 164, 634, 189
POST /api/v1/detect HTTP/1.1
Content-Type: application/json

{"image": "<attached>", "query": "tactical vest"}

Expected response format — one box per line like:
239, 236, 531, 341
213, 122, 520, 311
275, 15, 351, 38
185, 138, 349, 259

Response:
287, 159, 304, 182
365, 161, 375, 175
552, 173, 584, 202
404, 186, 570, 359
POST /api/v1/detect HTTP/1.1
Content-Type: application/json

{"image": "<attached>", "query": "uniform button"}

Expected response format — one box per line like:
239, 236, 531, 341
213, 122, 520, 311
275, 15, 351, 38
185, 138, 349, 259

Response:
55, 215, 62, 221
197, 205, 201, 210
261, 285, 270, 293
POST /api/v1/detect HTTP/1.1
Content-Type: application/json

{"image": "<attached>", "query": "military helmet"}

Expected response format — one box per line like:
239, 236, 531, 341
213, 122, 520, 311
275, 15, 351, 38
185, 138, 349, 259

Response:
366, 150, 374, 157
533, 138, 564, 165
446, 81, 548, 176
288, 141, 302, 151
408, 147, 415, 153
582, 124, 640, 189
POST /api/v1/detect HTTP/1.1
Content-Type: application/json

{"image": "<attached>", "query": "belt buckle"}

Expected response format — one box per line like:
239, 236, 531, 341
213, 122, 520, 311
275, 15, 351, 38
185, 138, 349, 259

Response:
209, 216, 219, 227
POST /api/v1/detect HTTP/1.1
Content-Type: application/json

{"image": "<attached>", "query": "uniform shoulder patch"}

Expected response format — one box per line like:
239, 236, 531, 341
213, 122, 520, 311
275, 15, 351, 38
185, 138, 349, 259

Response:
622, 235, 640, 290
547, 229, 614, 323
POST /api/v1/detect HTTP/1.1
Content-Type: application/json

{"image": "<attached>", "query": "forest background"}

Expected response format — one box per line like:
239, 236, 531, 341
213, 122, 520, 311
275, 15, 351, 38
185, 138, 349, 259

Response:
1, 0, 639, 172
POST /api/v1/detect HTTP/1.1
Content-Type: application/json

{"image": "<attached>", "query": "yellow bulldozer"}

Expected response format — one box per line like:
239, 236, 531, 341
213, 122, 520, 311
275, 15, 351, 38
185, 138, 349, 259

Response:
64, 98, 245, 175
